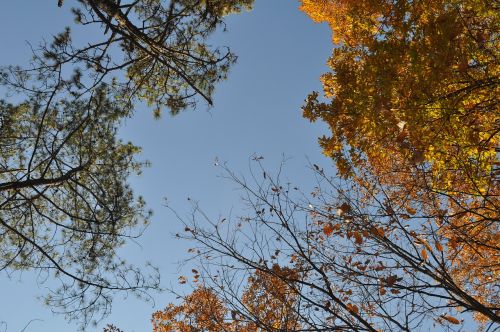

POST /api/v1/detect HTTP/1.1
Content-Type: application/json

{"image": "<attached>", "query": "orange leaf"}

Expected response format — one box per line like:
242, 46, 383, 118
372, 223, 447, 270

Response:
421, 249, 428, 261
424, 242, 433, 252
353, 232, 363, 245
449, 238, 458, 250
442, 315, 460, 324
407, 207, 417, 215
323, 223, 335, 237
347, 303, 359, 314
435, 242, 443, 252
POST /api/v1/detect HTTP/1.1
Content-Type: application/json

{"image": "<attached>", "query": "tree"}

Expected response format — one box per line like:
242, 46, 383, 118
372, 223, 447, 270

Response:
102, 1, 497, 330
300, 0, 498, 186
299, 0, 499, 317
14, 0, 253, 116
152, 286, 230, 331
0, 81, 159, 327
151, 267, 299, 331
170, 160, 498, 331
0, 0, 253, 327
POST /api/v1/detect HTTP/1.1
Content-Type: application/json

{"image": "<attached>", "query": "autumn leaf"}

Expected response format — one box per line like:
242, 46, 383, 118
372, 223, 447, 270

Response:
421, 249, 429, 261
353, 232, 363, 245
346, 303, 359, 314
385, 275, 398, 287
449, 238, 458, 250
338, 202, 352, 214
323, 223, 335, 237
406, 207, 417, 215
442, 315, 461, 324
371, 226, 385, 238
435, 242, 443, 252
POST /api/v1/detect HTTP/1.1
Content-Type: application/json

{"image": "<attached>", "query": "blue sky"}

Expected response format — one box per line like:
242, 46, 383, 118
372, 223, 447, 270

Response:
0, 1, 333, 331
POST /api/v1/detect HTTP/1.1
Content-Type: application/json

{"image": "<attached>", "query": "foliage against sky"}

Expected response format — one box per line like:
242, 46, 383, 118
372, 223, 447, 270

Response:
151, 268, 299, 331
0, 81, 159, 325
0, 0, 254, 328
300, 0, 499, 323
148, 1, 499, 331
301, 0, 498, 187
162, 159, 498, 331
1, 1, 498, 331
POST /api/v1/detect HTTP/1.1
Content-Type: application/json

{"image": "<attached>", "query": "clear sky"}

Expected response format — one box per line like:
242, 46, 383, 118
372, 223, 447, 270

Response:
0, 1, 333, 331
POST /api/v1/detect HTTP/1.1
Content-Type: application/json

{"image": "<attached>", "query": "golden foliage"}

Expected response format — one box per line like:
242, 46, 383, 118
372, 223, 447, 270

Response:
241, 267, 300, 331
153, 267, 299, 332
300, 0, 499, 323
152, 287, 228, 332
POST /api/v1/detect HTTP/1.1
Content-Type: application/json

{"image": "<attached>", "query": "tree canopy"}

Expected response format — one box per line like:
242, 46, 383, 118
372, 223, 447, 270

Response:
0, 0, 253, 328
165, 160, 498, 331
43, 0, 253, 115
301, 0, 498, 188
300, 0, 499, 322
130, 1, 500, 331
152, 267, 299, 331
0, 83, 159, 325
2, 1, 498, 331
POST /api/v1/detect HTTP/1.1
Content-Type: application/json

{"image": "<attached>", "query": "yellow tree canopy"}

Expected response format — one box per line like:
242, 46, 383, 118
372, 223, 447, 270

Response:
152, 267, 299, 331
301, 0, 498, 190
300, 0, 499, 322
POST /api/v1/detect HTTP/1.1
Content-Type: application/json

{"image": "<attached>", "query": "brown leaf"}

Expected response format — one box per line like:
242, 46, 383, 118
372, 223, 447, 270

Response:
353, 232, 363, 245
435, 242, 443, 252
178, 276, 187, 284
347, 303, 359, 314
406, 207, 417, 215
371, 226, 385, 238
442, 315, 461, 324
421, 249, 429, 261
338, 202, 351, 215
323, 223, 335, 237
385, 275, 398, 287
